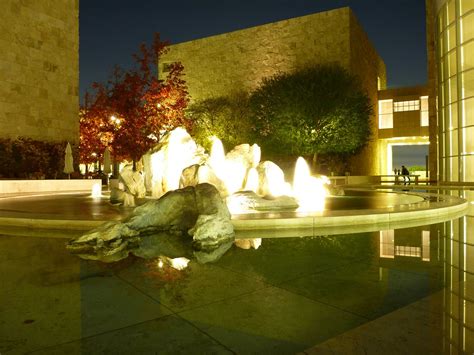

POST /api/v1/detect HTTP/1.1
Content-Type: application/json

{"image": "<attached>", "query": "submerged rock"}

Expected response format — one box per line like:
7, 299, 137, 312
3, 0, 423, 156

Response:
235, 238, 262, 250
67, 183, 235, 264
66, 222, 141, 263
227, 190, 298, 213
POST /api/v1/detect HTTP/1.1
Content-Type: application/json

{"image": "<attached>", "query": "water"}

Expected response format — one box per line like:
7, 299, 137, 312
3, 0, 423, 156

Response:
1, 213, 473, 354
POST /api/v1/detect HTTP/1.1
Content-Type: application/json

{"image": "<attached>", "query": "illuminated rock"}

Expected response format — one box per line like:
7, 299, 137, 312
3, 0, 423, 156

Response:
225, 143, 261, 169
109, 165, 146, 206
190, 214, 234, 263
256, 161, 292, 197
150, 128, 207, 196
67, 183, 235, 264
227, 190, 298, 214
66, 222, 141, 262
235, 238, 262, 250
179, 163, 228, 197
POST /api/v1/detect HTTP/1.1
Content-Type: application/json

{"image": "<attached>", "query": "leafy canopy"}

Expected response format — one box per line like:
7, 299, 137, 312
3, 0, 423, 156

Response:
187, 91, 253, 151
80, 33, 190, 167
249, 65, 373, 157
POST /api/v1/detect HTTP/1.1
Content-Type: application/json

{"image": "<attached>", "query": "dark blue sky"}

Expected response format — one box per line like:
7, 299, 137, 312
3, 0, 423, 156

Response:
80, 0, 427, 101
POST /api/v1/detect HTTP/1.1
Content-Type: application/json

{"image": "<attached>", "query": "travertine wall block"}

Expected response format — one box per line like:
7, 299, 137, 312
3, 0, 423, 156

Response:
162, 7, 386, 174
0, 0, 79, 143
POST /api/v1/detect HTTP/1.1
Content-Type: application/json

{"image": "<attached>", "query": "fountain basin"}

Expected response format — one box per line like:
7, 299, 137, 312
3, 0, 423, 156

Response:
0, 188, 468, 238
233, 189, 468, 237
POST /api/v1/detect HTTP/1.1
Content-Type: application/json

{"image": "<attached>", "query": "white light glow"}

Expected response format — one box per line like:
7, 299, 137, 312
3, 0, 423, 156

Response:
91, 183, 102, 198
170, 257, 190, 270
147, 128, 331, 213
244, 168, 259, 192
293, 157, 328, 212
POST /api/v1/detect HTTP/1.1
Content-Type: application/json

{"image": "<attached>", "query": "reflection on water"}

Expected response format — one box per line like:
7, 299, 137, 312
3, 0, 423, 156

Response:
1, 213, 473, 353
442, 215, 474, 354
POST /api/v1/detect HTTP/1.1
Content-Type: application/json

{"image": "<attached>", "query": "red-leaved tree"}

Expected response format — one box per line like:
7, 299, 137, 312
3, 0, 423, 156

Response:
80, 33, 190, 171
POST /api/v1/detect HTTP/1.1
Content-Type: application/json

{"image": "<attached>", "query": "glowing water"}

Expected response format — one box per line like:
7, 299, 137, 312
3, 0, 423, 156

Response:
149, 129, 330, 212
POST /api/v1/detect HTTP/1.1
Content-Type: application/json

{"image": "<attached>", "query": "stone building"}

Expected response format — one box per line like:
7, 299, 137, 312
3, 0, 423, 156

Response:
161, 7, 386, 175
0, 0, 79, 143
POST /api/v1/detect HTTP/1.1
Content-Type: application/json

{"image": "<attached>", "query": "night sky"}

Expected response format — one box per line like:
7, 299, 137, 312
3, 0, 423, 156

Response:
80, 0, 428, 101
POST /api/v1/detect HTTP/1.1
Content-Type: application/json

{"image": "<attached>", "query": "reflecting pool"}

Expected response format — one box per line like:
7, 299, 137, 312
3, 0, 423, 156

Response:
1, 196, 473, 354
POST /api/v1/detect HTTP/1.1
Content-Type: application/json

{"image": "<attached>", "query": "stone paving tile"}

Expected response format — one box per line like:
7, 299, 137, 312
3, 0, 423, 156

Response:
117, 257, 271, 313
277, 260, 444, 320
215, 234, 374, 285
0, 236, 171, 354
30, 315, 233, 355
302, 292, 444, 355
179, 285, 366, 354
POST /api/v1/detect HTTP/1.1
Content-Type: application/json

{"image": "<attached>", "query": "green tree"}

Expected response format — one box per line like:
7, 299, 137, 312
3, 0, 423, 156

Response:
187, 91, 253, 151
249, 65, 373, 162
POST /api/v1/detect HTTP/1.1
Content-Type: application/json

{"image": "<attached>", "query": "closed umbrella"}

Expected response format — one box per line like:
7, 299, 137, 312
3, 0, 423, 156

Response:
63, 142, 74, 178
103, 147, 111, 175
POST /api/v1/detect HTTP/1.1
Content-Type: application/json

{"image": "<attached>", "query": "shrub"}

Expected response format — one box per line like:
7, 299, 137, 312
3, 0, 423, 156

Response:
0, 138, 76, 179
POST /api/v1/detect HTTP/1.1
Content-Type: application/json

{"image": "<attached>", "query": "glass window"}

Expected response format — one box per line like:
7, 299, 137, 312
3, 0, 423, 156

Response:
465, 156, 474, 181
440, 56, 446, 83
463, 97, 474, 126
448, 0, 456, 25
449, 76, 458, 103
439, 29, 445, 56
439, 4, 447, 32
451, 129, 459, 155
465, 126, 474, 153
462, 69, 474, 98
440, 105, 445, 132
448, 24, 457, 52
461, 0, 474, 15
394, 100, 420, 112
451, 156, 459, 180
420, 96, 429, 126
440, 82, 446, 108
461, 40, 474, 71
448, 50, 457, 77
461, 12, 474, 43
448, 103, 459, 129
378, 99, 393, 129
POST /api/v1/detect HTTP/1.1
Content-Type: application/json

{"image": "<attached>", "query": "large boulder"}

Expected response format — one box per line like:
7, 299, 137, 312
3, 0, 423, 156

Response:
149, 128, 208, 196
127, 186, 199, 233
66, 222, 141, 262
67, 183, 235, 264
179, 163, 228, 197
256, 161, 292, 197
225, 143, 261, 170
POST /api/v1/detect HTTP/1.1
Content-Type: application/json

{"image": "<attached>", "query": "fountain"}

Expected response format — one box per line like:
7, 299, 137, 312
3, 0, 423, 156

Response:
144, 127, 330, 213
67, 128, 335, 263
64, 127, 468, 265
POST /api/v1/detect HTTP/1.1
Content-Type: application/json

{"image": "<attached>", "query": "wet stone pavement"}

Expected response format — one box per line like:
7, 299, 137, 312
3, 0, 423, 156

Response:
0, 225, 455, 355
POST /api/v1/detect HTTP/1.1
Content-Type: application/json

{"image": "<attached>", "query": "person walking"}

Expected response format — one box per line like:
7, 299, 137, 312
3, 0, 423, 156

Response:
401, 165, 410, 184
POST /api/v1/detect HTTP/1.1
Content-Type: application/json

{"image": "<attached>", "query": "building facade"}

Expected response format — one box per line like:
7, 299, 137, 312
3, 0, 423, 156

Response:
433, 0, 474, 183
0, 0, 79, 143
161, 7, 386, 175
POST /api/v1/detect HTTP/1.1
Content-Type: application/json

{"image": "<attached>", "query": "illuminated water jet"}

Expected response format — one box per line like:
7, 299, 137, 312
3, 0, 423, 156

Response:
148, 128, 330, 213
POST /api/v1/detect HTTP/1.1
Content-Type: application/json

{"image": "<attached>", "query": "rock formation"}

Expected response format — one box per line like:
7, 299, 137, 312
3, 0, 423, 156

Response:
67, 183, 235, 264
